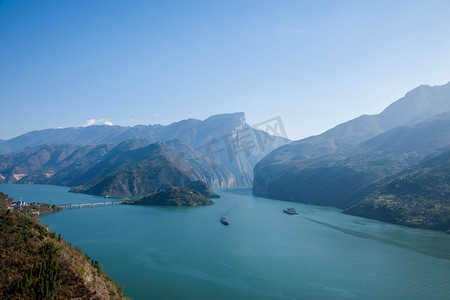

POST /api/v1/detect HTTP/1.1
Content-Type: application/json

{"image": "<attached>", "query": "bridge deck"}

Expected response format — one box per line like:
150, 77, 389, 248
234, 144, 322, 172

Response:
57, 201, 123, 208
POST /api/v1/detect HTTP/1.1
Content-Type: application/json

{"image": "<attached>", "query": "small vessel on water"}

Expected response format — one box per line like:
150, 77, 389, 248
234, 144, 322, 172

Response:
221, 216, 229, 225
283, 208, 298, 215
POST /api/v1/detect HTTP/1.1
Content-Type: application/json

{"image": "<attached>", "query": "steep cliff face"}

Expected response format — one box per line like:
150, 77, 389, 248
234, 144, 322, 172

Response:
163, 140, 238, 188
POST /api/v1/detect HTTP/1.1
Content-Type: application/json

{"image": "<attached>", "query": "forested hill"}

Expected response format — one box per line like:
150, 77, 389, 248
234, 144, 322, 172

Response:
344, 148, 450, 231
0, 192, 126, 299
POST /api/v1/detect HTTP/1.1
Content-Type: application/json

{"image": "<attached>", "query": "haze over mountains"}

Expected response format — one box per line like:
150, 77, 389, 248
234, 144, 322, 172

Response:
0, 113, 288, 196
2, 83, 450, 230
259, 83, 450, 163
253, 82, 450, 231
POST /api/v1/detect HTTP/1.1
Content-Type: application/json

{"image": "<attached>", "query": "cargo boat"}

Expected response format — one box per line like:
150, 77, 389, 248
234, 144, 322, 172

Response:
283, 208, 298, 215
221, 216, 229, 225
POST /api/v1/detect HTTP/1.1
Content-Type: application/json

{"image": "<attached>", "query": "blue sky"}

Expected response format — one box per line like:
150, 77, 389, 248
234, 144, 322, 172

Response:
1, 0, 450, 140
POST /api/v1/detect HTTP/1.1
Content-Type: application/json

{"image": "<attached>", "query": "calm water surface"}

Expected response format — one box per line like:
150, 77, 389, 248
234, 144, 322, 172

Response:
1, 184, 450, 299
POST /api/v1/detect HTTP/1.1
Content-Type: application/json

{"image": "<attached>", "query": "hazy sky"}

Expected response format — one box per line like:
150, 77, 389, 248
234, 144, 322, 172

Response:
1, 0, 450, 140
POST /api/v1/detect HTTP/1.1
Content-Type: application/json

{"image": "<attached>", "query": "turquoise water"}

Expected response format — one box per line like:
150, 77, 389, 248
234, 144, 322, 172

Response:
1, 184, 450, 299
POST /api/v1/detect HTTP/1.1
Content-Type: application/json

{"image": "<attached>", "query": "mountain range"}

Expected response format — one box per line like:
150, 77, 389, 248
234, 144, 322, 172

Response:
0, 113, 288, 196
2, 82, 450, 231
257, 83, 450, 164
253, 82, 450, 231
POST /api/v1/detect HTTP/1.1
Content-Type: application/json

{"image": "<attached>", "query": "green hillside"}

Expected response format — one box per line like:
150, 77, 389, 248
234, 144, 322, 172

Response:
0, 192, 127, 299
127, 187, 214, 207
344, 150, 450, 231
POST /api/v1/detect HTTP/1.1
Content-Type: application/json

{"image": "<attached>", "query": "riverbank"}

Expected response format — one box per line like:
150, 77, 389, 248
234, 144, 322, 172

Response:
0, 191, 127, 299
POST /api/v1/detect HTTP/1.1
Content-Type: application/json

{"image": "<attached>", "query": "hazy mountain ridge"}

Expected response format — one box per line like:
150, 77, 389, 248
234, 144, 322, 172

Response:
0, 112, 261, 153
0, 112, 289, 186
0, 143, 117, 185
0, 140, 238, 197
378, 83, 450, 129
253, 82, 450, 230
261, 82, 450, 164
356, 112, 450, 155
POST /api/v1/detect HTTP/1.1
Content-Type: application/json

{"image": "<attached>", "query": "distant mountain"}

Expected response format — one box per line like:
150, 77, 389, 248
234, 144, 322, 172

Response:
377, 83, 450, 129
0, 112, 289, 185
0, 140, 238, 197
253, 82, 450, 231
261, 82, 450, 163
0, 143, 117, 185
70, 140, 237, 197
356, 112, 450, 155
73, 146, 195, 197
344, 148, 450, 231
0, 114, 247, 153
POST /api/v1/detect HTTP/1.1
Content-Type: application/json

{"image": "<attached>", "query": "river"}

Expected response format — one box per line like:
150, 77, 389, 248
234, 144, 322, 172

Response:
1, 184, 449, 299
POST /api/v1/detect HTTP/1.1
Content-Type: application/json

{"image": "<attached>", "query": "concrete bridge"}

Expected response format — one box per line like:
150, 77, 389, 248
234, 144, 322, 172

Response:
57, 201, 123, 209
